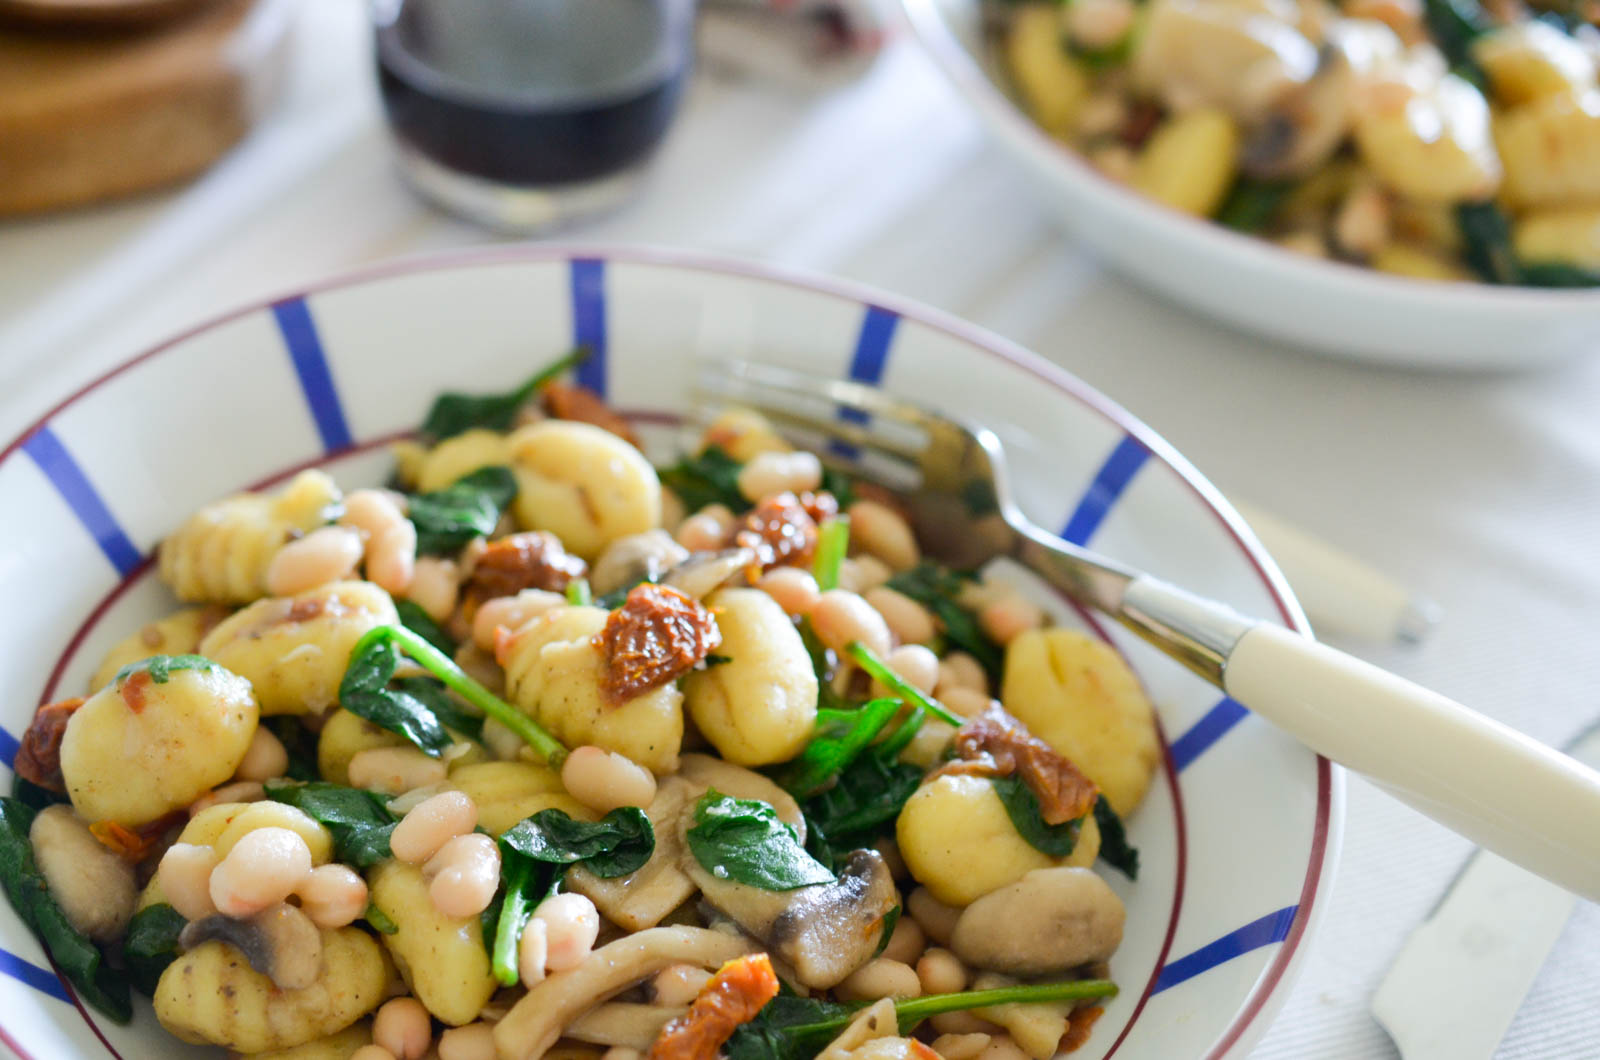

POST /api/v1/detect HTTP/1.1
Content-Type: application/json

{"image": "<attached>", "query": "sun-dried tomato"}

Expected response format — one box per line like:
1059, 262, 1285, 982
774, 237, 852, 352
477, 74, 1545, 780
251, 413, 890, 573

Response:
464, 531, 588, 614
1061, 1005, 1106, 1053
941, 702, 1099, 825
647, 952, 780, 1060
542, 381, 640, 446
595, 584, 721, 705
14, 698, 84, 792
733, 490, 838, 572
89, 817, 175, 862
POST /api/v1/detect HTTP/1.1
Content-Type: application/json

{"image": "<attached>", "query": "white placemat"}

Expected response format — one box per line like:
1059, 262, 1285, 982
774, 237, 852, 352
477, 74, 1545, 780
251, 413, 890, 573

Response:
0, 1, 1595, 1056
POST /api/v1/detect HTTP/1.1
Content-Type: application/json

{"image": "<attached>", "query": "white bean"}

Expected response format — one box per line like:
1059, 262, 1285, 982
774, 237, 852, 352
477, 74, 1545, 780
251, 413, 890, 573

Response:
408, 557, 460, 623
159, 843, 220, 921
908, 887, 961, 945
391, 791, 478, 865
917, 948, 968, 995
208, 827, 312, 919
373, 997, 432, 1060
342, 489, 417, 595
348, 747, 449, 796
560, 746, 658, 814
472, 589, 566, 651
940, 689, 993, 719
660, 489, 687, 534
351, 1047, 397, 1060
837, 556, 892, 594
296, 863, 369, 929
977, 1035, 1031, 1060
189, 780, 266, 815
874, 836, 909, 881
234, 725, 289, 783
1066, 0, 1135, 50
266, 526, 363, 596
978, 595, 1044, 647
737, 451, 823, 503
875, 645, 939, 697
879, 914, 926, 965
425, 833, 501, 918
848, 501, 920, 572
811, 589, 893, 659
936, 653, 988, 697
758, 567, 821, 617
1335, 182, 1391, 258
439, 1022, 498, 1060
652, 963, 713, 1007
603, 1049, 643, 1060
518, 916, 549, 988
932, 1033, 993, 1060
836, 958, 922, 1001
675, 505, 735, 552
864, 587, 935, 646
533, 892, 599, 972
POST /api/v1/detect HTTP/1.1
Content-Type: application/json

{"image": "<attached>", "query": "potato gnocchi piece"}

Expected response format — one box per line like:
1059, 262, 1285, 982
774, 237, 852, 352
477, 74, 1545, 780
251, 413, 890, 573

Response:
200, 580, 398, 716
567, 776, 698, 931
507, 420, 661, 561
1353, 71, 1501, 202
449, 760, 594, 835
239, 1021, 372, 1060
317, 708, 409, 787
682, 589, 817, 766
896, 774, 1098, 907
88, 607, 222, 693
366, 860, 497, 1027
60, 662, 258, 827
1133, 108, 1241, 217
159, 470, 342, 605
1513, 206, 1600, 268
501, 605, 684, 774
414, 428, 512, 493
1000, 629, 1159, 815
154, 927, 392, 1053
700, 408, 791, 463
972, 971, 1075, 1060
1496, 90, 1600, 209
213, 802, 335, 865
1006, 4, 1091, 137
1473, 21, 1597, 107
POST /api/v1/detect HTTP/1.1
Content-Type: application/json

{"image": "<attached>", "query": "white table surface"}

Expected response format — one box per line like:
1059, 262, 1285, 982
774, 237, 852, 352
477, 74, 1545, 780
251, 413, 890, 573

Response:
2, 2, 1597, 1057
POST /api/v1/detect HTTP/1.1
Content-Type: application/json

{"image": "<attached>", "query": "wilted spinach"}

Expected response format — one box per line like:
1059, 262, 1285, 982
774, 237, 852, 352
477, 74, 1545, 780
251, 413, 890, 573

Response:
1093, 798, 1140, 880
113, 653, 217, 685
884, 562, 1003, 682
123, 903, 186, 997
339, 638, 456, 756
658, 445, 747, 513
685, 791, 835, 891
262, 781, 397, 867
419, 348, 587, 441
408, 466, 519, 555
994, 774, 1084, 858
395, 598, 457, 656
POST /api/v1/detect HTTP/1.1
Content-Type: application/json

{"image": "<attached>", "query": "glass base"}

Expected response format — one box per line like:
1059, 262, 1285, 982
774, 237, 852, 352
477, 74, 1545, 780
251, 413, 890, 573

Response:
391, 139, 648, 235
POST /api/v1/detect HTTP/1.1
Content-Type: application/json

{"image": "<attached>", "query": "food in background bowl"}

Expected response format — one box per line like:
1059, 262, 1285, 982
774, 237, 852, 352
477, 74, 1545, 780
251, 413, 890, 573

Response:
4, 353, 1152, 1059
999, 0, 1600, 286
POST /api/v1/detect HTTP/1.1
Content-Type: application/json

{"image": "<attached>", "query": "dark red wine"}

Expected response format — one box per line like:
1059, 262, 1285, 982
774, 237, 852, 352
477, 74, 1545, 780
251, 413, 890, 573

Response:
375, 0, 693, 187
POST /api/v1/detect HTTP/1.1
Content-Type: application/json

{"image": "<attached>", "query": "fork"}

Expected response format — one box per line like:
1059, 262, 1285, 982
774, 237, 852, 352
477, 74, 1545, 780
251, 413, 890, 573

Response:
703, 360, 1600, 903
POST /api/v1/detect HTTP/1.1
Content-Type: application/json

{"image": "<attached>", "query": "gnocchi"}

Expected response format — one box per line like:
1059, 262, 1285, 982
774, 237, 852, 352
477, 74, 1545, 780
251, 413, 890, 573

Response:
507, 421, 662, 560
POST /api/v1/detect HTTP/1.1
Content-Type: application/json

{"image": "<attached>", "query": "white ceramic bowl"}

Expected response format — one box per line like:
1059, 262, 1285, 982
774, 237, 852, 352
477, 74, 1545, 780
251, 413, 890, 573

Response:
0, 246, 1340, 1059
901, 0, 1600, 371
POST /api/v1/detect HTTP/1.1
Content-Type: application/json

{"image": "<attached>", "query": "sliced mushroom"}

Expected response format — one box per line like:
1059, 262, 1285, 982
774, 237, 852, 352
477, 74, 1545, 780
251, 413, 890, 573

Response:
676, 753, 805, 840
661, 548, 757, 600
680, 838, 898, 991
566, 1002, 686, 1048
591, 531, 691, 596
949, 867, 1124, 977
28, 804, 136, 942
566, 777, 698, 931
178, 901, 324, 990
1130, 0, 1319, 123
492, 926, 758, 1060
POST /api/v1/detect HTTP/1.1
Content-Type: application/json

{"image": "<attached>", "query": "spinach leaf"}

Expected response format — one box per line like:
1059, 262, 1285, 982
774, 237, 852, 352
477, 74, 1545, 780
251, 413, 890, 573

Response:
771, 699, 903, 799
490, 808, 656, 984
565, 578, 593, 606
419, 348, 587, 441
848, 643, 962, 727
658, 445, 748, 514
820, 466, 858, 509
1458, 201, 1521, 285
11, 777, 68, 812
395, 599, 457, 656
1216, 179, 1294, 233
1093, 798, 1140, 880
263, 716, 320, 782
1421, 0, 1492, 77
364, 903, 399, 935
872, 905, 901, 959
1519, 262, 1600, 288
113, 653, 217, 685
408, 466, 519, 555
686, 791, 835, 890
798, 620, 848, 714
884, 563, 1003, 682
263, 781, 396, 867
801, 755, 924, 870
123, 903, 186, 997
0, 799, 130, 1023
500, 807, 654, 878
339, 638, 455, 757
994, 774, 1083, 857
394, 677, 484, 740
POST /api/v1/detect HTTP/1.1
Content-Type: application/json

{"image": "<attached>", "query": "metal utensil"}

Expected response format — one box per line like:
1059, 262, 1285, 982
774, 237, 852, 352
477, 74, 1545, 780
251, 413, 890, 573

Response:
702, 360, 1600, 902
1372, 721, 1600, 1059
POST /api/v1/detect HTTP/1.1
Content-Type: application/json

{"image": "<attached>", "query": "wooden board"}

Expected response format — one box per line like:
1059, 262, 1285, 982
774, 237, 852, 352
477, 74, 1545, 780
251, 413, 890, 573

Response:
0, 0, 295, 216
0, 0, 215, 28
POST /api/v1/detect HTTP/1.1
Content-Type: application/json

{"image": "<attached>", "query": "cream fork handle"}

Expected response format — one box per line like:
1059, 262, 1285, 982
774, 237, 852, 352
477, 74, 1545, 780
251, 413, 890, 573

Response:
1224, 622, 1600, 903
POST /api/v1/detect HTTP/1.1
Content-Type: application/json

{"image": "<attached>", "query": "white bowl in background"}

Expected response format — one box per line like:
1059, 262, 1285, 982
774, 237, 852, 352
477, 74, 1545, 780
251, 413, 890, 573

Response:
901, 0, 1600, 371
0, 246, 1340, 1059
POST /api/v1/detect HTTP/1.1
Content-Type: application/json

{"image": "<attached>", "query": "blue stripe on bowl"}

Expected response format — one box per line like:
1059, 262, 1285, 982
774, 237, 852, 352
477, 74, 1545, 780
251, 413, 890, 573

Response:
1060, 434, 1151, 545
833, 306, 900, 458
0, 947, 70, 1003
570, 258, 607, 397
1151, 904, 1299, 995
1169, 696, 1251, 773
272, 298, 353, 453
0, 726, 19, 769
21, 427, 142, 577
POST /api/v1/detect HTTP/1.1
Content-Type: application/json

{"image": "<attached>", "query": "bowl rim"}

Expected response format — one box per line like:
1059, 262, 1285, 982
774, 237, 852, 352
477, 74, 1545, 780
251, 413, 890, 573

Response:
898, 0, 1600, 309
0, 242, 1342, 1060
